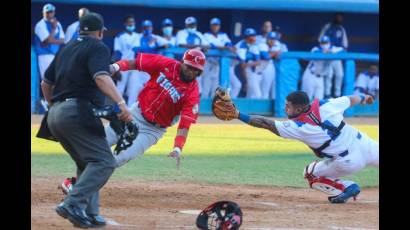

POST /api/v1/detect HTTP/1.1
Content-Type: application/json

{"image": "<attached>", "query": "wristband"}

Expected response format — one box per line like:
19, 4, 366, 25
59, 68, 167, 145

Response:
116, 60, 130, 71
238, 112, 250, 123
111, 63, 120, 73
173, 147, 181, 155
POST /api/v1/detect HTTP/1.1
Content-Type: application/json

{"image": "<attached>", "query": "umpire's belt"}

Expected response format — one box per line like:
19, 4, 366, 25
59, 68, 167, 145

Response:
138, 104, 166, 129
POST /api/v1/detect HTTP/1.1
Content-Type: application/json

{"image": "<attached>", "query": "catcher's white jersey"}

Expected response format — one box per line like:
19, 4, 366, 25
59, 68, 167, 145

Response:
274, 97, 359, 156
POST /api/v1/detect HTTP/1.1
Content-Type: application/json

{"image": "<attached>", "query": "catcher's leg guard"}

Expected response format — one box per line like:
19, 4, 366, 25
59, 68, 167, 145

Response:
303, 161, 345, 196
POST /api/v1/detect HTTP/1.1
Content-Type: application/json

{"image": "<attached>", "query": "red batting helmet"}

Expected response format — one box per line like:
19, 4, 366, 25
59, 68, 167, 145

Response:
182, 49, 206, 71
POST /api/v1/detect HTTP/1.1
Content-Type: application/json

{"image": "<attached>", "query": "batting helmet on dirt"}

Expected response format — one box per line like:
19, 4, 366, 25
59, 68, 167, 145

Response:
182, 49, 206, 71
196, 201, 243, 230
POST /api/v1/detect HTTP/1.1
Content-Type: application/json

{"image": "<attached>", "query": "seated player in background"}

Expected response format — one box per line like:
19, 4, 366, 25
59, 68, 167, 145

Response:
59, 49, 206, 201
216, 90, 378, 203
354, 65, 379, 99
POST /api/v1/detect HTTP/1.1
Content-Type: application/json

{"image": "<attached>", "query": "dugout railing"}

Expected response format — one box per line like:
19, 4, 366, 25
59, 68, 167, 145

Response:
31, 46, 379, 117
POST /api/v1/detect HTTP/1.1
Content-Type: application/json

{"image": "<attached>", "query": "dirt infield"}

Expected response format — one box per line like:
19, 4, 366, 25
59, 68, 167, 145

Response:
31, 114, 379, 126
31, 177, 379, 230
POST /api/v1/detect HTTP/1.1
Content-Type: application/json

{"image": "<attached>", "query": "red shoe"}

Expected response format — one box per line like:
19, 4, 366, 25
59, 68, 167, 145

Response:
58, 177, 76, 195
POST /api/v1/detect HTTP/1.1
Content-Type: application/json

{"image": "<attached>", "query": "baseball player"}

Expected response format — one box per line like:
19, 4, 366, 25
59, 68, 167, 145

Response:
354, 65, 379, 99
202, 18, 234, 98
60, 49, 205, 196
217, 90, 378, 203
258, 31, 288, 99
176, 16, 210, 96
302, 36, 343, 100
255, 20, 272, 45
235, 28, 262, 98
158, 18, 177, 48
130, 20, 164, 105
112, 15, 141, 107
319, 13, 348, 98
64, 7, 89, 43
34, 3, 65, 80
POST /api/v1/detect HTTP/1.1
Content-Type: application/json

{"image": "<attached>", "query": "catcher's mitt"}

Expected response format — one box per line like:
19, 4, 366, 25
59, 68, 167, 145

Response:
212, 87, 238, 121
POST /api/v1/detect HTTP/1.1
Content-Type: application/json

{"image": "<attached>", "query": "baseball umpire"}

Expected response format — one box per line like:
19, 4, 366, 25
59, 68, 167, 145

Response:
39, 12, 132, 228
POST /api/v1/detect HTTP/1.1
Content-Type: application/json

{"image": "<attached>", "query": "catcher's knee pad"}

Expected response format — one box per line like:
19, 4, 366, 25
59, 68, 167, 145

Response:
303, 161, 345, 196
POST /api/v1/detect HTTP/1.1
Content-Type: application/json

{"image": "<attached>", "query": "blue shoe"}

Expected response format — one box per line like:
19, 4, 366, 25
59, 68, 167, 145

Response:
328, 184, 361, 204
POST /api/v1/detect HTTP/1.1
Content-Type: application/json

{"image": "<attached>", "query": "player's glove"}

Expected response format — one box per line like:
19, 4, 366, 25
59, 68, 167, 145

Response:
212, 87, 238, 121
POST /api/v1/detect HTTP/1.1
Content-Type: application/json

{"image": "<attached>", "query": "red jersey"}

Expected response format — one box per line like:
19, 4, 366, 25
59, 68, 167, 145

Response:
135, 53, 200, 128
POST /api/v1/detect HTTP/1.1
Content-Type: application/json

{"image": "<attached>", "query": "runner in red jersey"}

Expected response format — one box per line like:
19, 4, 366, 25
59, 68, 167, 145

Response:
59, 49, 206, 196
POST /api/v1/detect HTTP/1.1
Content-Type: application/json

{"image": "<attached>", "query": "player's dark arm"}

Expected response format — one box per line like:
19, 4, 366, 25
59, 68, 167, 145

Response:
347, 94, 374, 107
234, 110, 280, 136
41, 23, 64, 46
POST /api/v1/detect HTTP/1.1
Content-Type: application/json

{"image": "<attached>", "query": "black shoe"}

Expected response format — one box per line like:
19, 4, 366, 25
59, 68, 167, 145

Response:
87, 214, 106, 227
55, 202, 94, 228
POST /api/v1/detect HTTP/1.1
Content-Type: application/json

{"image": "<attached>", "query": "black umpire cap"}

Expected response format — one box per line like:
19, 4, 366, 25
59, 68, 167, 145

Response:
80, 12, 107, 32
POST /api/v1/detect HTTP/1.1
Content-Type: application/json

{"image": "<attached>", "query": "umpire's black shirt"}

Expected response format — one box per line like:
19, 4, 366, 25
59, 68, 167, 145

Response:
43, 35, 111, 107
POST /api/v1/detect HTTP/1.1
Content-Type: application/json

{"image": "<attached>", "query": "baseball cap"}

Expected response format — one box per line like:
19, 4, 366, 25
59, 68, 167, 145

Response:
185, 16, 197, 25
319, 35, 330, 43
80, 12, 107, 32
244, 28, 257, 37
141, 20, 153, 27
162, 18, 173, 27
43, 3, 55, 13
267, 31, 280, 40
210, 18, 221, 25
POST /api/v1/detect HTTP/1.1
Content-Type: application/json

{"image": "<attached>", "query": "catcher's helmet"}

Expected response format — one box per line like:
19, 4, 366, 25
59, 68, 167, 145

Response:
196, 201, 243, 230
182, 49, 206, 71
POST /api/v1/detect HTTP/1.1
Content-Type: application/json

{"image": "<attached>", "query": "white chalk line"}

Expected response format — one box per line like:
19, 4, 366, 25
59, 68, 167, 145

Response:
254, 201, 280, 208
330, 226, 377, 230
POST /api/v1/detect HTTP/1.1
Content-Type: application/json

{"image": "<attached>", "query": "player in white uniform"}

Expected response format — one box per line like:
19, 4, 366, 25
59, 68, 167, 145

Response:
64, 7, 89, 43
234, 28, 261, 98
232, 91, 378, 203
176, 16, 210, 96
258, 31, 288, 99
354, 65, 379, 99
158, 18, 177, 48
302, 36, 343, 100
202, 18, 234, 98
113, 15, 141, 107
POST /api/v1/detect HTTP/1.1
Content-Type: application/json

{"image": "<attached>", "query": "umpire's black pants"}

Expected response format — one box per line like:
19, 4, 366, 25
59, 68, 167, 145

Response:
47, 100, 116, 214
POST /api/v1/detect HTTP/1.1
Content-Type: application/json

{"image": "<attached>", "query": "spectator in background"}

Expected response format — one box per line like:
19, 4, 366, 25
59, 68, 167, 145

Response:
302, 36, 343, 100
176, 16, 210, 95
256, 20, 272, 45
202, 18, 234, 98
235, 28, 262, 99
113, 15, 140, 106
158, 18, 176, 48
64, 7, 89, 43
355, 65, 379, 99
319, 13, 347, 98
258, 31, 288, 99
34, 3, 65, 111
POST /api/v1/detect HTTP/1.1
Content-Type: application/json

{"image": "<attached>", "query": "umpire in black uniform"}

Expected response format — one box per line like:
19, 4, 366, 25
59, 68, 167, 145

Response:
40, 12, 132, 228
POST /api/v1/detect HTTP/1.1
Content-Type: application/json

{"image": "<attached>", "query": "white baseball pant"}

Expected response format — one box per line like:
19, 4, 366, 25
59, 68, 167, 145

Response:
104, 102, 166, 167
260, 61, 276, 99
38, 54, 55, 79
201, 61, 220, 98
308, 131, 379, 180
229, 65, 242, 98
302, 69, 324, 100
324, 60, 344, 97
127, 71, 150, 107
244, 67, 262, 99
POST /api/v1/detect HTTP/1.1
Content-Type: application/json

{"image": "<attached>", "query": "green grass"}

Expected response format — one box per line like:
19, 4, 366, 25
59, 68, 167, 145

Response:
31, 124, 379, 188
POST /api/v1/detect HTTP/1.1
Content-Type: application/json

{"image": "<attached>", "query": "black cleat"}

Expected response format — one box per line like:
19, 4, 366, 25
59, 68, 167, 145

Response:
55, 202, 94, 228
